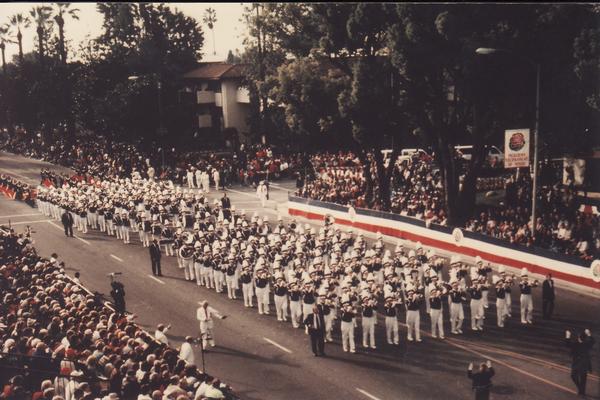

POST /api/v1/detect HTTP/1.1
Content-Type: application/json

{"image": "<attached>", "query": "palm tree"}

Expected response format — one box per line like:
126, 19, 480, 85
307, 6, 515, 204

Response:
0, 24, 11, 74
203, 7, 217, 56
53, 2, 80, 64
29, 5, 53, 64
9, 13, 30, 63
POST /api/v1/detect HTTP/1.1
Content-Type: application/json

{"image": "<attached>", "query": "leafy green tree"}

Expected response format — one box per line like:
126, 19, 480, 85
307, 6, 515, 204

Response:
272, 58, 350, 149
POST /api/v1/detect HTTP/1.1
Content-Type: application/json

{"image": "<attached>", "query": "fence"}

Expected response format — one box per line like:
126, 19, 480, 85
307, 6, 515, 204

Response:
288, 195, 600, 291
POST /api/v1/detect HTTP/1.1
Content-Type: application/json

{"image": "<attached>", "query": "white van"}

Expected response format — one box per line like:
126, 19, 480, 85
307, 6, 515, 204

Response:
454, 145, 503, 163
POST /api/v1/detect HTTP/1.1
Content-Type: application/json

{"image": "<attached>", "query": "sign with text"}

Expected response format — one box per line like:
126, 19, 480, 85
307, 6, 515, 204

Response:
504, 129, 530, 168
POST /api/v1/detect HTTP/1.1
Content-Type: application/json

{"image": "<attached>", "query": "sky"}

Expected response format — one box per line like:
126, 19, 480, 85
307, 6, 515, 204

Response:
0, 2, 248, 62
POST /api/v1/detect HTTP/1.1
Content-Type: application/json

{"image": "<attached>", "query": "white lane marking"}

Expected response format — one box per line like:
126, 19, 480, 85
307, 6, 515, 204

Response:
225, 188, 260, 199
263, 337, 293, 354
74, 235, 91, 245
147, 274, 165, 284
110, 254, 124, 262
267, 183, 289, 191
3, 219, 51, 225
0, 213, 41, 218
356, 388, 382, 400
0, 169, 34, 182
46, 221, 91, 245
447, 339, 577, 395
48, 221, 64, 230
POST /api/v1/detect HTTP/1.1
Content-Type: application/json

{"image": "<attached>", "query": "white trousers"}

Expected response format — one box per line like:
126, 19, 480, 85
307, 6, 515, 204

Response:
496, 298, 507, 327
194, 262, 203, 285
341, 321, 356, 352
450, 303, 464, 332
430, 308, 444, 337
182, 258, 194, 280
505, 292, 512, 316
242, 283, 254, 307
274, 295, 288, 321
362, 316, 376, 348
385, 316, 399, 344
520, 294, 533, 323
470, 299, 484, 330
406, 310, 421, 341
226, 275, 238, 299
290, 301, 302, 327
199, 320, 215, 347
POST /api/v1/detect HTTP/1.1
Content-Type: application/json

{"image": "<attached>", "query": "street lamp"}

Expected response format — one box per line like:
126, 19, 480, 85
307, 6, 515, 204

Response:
128, 74, 166, 172
475, 47, 541, 240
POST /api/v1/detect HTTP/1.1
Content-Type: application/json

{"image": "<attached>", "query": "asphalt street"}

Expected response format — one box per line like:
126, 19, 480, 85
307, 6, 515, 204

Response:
1, 151, 599, 400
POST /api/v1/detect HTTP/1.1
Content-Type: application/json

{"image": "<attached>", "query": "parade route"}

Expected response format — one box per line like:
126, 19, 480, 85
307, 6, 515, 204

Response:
1, 151, 599, 400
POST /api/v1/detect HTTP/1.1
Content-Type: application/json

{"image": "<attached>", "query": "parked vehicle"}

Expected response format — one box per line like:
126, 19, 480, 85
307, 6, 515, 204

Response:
454, 145, 504, 164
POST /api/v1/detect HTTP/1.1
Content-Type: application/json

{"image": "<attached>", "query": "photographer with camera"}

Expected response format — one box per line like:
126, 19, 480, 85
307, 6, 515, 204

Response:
467, 360, 495, 400
108, 273, 126, 313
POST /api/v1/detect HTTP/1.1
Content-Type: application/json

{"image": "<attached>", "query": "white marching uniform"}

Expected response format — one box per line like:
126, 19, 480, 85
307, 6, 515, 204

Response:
257, 183, 268, 208
197, 305, 224, 348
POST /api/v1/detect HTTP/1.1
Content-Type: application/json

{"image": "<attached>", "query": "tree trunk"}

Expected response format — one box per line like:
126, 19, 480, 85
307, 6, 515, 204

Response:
373, 148, 397, 211
357, 150, 373, 207
37, 27, 44, 65
17, 30, 23, 63
58, 22, 66, 64
0, 45, 5, 74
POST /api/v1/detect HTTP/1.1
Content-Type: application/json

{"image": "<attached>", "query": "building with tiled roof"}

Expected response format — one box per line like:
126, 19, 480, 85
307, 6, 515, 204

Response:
183, 62, 251, 143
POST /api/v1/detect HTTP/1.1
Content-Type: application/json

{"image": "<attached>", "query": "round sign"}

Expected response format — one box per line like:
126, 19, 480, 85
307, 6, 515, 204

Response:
509, 132, 526, 152
348, 206, 356, 223
591, 260, 600, 283
452, 228, 464, 247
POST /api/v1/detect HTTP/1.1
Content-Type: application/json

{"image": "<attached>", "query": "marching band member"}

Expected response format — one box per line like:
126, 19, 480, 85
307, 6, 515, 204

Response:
519, 269, 539, 324
429, 286, 446, 339
449, 280, 466, 335
289, 280, 303, 328
406, 287, 423, 342
494, 275, 507, 328
240, 262, 254, 307
193, 241, 204, 286
273, 277, 289, 322
361, 296, 377, 349
255, 266, 271, 315
340, 302, 357, 353
384, 296, 401, 345
468, 268, 484, 332
179, 236, 195, 281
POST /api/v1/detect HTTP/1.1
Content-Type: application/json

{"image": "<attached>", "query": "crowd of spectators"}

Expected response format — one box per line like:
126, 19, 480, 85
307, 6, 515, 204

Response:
0, 226, 237, 400
466, 176, 599, 260
0, 175, 35, 206
298, 152, 599, 260
2, 130, 303, 190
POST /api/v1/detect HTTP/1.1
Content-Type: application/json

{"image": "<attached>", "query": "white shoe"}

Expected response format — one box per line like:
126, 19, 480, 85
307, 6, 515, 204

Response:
407, 336, 414, 342
416, 338, 422, 342
431, 334, 437, 339
439, 335, 445, 339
